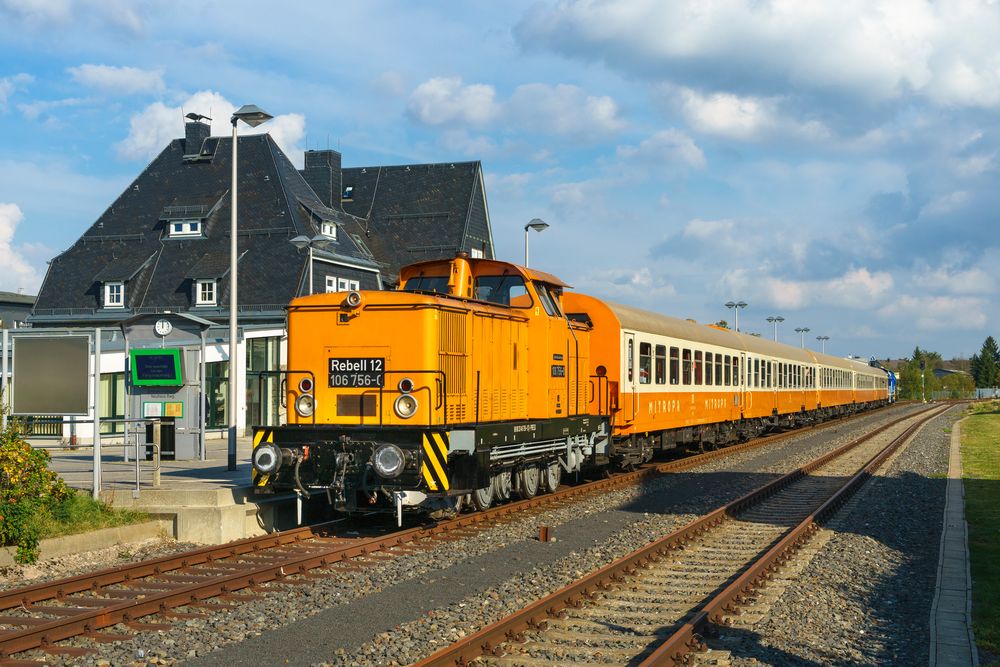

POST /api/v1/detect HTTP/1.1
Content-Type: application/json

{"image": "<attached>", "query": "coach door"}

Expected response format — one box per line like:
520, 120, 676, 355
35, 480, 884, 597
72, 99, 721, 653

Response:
738, 352, 747, 417
624, 332, 637, 422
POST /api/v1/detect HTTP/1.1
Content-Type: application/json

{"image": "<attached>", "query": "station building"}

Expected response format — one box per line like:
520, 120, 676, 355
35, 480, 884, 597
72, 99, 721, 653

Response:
18, 118, 495, 448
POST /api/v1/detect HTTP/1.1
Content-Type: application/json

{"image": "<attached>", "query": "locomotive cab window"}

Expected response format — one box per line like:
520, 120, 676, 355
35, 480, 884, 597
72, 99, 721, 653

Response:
474, 275, 530, 307
639, 343, 652, 384
535, 283, 563, 317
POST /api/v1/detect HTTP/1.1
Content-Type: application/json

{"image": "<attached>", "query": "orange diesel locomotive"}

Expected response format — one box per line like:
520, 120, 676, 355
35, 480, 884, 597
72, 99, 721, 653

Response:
252, 254, 890, 517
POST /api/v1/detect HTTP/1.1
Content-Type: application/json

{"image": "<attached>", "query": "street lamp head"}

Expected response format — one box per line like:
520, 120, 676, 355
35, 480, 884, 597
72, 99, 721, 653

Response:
185, 112, 212, 122
725, 301, 735, 308
231, 104, 273, 128
289, 234, 311, 250
525, 218, 549, 233
736, 301, 747, 308
776, 316, 784, 323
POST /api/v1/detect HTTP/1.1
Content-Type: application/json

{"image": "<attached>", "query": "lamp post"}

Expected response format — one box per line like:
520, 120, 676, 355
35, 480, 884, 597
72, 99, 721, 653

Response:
816, 335, 830, 353
228, 104, 273, 471
724, 301, 747, 332
766, 315, 784, 341
524, 218, 549, 267
290, 234, 332, 295
794, 327, 811, 348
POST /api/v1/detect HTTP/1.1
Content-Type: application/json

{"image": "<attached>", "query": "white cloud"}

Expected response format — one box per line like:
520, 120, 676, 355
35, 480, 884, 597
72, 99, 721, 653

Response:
1, 0, 144, 35
68, 64, 164, 95
18, 97, 85, 121
675, 87, 831, 142
507, 83, 625, 136
574, 266, 677, 307
116, 90, 307, 165
951, 152, 995, 177
516, 1, 1000, 109
911, 262, 994, 295
878, 295, 987, 331
616, 129, 706, 169
407, 76, 499, 127
0, 73, 33, 111
762, 267, 894, 309
407, 77, 625, 138
919, 190, 970, 218
0, 203, 42, 292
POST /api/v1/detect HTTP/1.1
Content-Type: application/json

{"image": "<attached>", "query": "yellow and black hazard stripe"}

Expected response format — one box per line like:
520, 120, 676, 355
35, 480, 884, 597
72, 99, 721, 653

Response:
420, 432, 450, 492
252, 428, 275, 487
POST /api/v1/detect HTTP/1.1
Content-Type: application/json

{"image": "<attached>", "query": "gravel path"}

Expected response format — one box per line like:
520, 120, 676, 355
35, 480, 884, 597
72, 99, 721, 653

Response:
8, 405, 928, 666
713, 404, 956, 666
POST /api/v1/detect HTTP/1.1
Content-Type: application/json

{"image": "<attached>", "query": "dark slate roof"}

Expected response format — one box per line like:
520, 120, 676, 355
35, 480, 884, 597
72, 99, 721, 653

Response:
32, 130, 379, 323
337, 161, 494, 284
0, 291, 35, 306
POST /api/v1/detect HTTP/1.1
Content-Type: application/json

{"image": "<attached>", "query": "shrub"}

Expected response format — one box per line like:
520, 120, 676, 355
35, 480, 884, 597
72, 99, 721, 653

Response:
0, 417, 68, 563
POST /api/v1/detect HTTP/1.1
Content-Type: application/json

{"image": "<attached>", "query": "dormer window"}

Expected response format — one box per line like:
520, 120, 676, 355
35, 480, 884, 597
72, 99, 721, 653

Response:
104, 282, 124, 308
195, 279, 217, 306
169, 219, 202, 237
342, 185, 354, 201
320, 221, 337, 239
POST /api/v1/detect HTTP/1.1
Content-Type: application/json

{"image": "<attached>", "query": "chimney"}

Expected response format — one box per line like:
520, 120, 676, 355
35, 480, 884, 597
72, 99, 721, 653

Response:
184, 120, 211, 154
301, 149, 342, 207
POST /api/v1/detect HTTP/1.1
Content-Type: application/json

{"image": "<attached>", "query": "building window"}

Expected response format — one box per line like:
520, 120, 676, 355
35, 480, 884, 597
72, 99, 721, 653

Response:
104, 282, 124, 308
320, 221, 337, 238
195, 279, 217, 306
169, 219, 202, 237
470, 247, 484, 259
326, 276, 360, 293
342, 185, 354, 201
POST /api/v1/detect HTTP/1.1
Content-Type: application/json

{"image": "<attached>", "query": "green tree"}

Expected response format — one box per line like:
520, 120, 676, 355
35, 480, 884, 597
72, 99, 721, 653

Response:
971, 336, 1000, 388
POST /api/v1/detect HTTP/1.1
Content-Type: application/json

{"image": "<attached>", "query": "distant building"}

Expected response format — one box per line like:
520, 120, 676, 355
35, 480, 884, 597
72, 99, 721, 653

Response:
0, 290, 34, 329
25, 119, 495, 441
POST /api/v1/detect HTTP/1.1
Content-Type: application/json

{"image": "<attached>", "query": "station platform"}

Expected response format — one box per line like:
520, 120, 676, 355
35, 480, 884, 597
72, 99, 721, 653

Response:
37, 436, 299, 545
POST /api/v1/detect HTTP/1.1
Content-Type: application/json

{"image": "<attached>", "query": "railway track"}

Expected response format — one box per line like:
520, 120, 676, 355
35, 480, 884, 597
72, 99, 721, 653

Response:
413, 403, 948, 667
0, 405, 901, 664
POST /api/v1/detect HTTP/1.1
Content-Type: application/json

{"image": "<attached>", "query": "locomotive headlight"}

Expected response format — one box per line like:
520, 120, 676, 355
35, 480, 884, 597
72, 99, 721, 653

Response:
252, 443, 282, 474
372, 444, 405, 478
295, 393, 315, 417
394, 394, 418, 419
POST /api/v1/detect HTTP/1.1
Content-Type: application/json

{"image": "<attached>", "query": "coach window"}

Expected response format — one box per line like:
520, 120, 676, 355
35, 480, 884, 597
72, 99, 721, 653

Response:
722, 355, 730, 385
715, 355, 723, 385
655, 345, 666, 384
627, 339, 634, 383
670, 347, 680, 384
694, 351, 703, 384
705, 352, 714, 386
639, 342, 652, 384
682, 349, 692, 385
735, 357, 741, 386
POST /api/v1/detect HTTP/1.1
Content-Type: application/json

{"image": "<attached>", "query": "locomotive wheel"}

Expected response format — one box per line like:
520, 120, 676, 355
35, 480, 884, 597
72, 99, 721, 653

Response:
517, 466, 540, 499
494, 470, 513, 501
541, 461, 561, 493
472, 479, 494, 511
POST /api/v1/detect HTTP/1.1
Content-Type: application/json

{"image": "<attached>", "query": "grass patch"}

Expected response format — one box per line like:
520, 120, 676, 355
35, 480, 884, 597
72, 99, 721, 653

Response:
32, 489, 149, 540
962, 406, 1000, 664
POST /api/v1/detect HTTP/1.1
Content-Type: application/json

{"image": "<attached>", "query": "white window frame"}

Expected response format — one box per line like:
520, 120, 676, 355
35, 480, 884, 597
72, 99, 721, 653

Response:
326, 276, 360, 292
195, 279, 217, 306
470, 247, 484, 259
320, 221, 337, 239
104, 282, 125, 308
169, 219, 202, 237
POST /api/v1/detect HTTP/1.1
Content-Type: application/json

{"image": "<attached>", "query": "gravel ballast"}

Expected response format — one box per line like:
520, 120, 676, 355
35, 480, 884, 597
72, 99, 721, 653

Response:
7, 405, 942, 666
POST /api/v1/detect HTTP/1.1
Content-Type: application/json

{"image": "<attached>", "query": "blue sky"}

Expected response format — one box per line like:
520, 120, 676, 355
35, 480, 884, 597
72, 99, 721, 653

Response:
1, 0, 998, 360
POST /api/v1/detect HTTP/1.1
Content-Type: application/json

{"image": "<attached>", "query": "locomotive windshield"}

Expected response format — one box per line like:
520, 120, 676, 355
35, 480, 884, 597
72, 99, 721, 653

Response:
474, 275, 530, 307
402, 275, 450, 293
